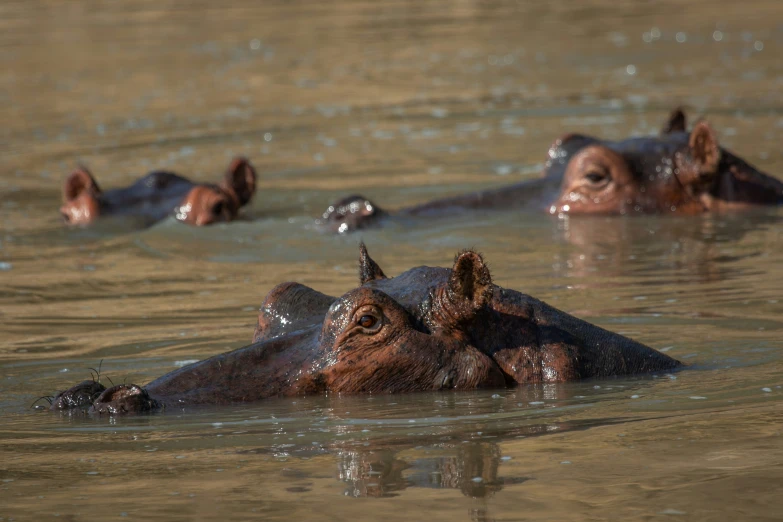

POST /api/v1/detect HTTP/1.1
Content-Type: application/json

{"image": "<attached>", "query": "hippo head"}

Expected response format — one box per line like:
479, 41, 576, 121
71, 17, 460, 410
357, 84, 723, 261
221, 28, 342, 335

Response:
174, 157, 257, 226
249, 243, 680, 396
546, 110, 782, 214
60, 157, 256, 226
317, 194, 386, 234
546, 121, 723, 215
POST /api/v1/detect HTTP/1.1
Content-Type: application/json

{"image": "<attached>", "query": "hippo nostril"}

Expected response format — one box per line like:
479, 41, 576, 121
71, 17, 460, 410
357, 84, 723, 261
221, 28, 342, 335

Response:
212, 201, 224, 216
61, 212, 71, 223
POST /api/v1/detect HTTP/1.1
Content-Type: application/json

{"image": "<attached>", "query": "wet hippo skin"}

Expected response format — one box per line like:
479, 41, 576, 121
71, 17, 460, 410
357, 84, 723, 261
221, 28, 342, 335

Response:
319, 109, 783, 232
60, 157, 257, 227
50, 243, 680, 414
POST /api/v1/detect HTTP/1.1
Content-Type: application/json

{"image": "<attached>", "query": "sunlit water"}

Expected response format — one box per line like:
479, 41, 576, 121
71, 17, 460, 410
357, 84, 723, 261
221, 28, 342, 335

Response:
2, 0, 783, 520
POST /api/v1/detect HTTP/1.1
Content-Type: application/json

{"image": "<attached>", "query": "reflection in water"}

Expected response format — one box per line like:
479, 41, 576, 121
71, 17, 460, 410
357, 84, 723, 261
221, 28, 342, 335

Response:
338, 449, 410, 498
553, 211, 781, 282
337, 442, 517, 499
414, 443, 505, 498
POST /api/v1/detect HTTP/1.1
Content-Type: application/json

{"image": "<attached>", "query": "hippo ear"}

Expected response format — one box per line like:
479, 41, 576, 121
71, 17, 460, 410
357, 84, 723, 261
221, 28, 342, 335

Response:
447, 250, 493, 312
63, 166, 101, 202
688, 121, 721, 174
661, 107, 687, 135
359, 242, 387, 285
222, 157, 257, 207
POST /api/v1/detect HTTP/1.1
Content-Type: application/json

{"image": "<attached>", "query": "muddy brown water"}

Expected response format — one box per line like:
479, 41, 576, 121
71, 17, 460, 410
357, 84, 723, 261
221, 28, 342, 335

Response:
2, 0, 783, 520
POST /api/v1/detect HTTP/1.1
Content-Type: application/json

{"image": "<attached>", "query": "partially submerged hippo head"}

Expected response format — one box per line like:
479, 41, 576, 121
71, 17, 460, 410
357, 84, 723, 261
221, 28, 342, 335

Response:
50, 244, 679, 414
547, 109, 783, 215
317, 194, 386, 234
60, 157, 257, 226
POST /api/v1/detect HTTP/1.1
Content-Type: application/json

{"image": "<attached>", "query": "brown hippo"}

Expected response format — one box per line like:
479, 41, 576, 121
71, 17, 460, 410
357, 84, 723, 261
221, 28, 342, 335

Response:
49, 244, 679, 415
60, 157, 257, 227
318, 109, 783, 232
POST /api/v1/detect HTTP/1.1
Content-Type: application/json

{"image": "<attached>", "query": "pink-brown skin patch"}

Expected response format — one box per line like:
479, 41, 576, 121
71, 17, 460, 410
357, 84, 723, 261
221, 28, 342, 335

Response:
60, 157, 257, 227
50, 244, 680, 415
60, 167, 102, 225
174, 185, 237, 226
174, 157, 257, 226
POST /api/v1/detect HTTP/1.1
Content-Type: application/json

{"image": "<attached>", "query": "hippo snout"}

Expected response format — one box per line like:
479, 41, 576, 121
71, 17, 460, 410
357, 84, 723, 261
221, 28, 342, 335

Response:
89, 384, 159, 415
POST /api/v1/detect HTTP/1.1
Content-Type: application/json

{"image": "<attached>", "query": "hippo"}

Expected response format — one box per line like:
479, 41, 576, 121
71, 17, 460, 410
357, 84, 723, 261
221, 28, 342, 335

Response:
49, 244, 679, 415
60, 157, 257, 226
318, 109, 783, 232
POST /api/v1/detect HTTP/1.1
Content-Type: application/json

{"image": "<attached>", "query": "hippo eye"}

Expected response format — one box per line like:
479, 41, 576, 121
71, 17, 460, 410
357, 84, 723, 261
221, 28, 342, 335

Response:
358, 315, 377, 329
584, 166, 609, 186
348, 305, 384, 336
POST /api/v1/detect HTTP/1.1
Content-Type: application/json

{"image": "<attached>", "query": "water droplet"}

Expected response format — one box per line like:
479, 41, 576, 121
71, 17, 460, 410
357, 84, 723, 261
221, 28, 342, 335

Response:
495, 165, 513, 176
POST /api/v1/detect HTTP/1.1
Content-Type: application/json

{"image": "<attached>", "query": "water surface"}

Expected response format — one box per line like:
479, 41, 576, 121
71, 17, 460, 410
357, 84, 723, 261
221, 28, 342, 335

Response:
2, 0, 783, 520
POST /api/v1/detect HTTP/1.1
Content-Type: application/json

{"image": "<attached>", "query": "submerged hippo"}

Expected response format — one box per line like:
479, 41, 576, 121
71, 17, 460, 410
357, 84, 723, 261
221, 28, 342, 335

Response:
319, 109, 783, 232
50, 244, 679, 414
60, 157, 257, 226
